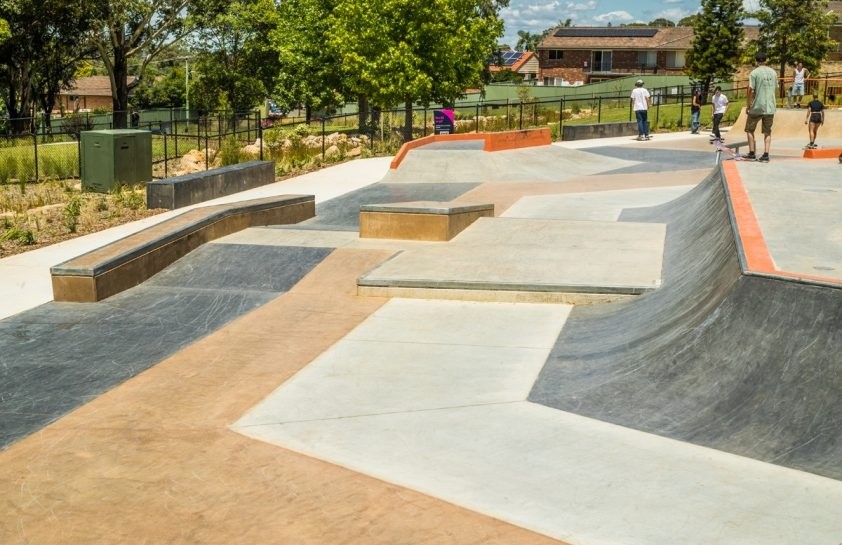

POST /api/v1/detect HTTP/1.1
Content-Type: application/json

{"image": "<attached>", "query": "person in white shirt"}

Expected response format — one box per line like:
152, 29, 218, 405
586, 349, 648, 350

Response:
630, 79, 651, 141
792, 62, 809, 108
711, 86, 729, 141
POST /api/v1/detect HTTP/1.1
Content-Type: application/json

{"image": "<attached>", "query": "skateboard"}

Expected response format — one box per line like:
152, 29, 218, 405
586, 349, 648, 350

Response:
712, 138, 744, 161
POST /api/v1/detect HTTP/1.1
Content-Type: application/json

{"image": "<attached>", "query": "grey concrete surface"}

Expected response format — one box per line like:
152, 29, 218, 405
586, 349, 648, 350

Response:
146, 160, 276, 209
529, 170, 842, 480
0, 243, 331, 449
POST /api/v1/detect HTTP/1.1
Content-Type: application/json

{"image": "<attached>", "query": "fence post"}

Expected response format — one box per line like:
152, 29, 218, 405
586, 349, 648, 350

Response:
559, 98, 564, 137
322, 117, 326, 159
598, 97, 602, 123
423, 108, 427, 137
475, 102, 480, 133
163, 132, 168, 178
519, 101, 523, 130
205, 116, 209, 171
174, 109, 179, 159
507, 99, 511, 130
258, 114, 263, 161
679, 85, 684, 128
32, 130, 39, 182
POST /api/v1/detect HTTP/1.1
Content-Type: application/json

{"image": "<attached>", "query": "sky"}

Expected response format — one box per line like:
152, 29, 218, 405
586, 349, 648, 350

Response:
499, 0, 762, 48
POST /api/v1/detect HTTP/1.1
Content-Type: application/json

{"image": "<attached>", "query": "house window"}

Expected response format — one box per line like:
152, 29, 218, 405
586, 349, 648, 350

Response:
591, 50, 612, 72
638, 51, 657, 68
548, 50, 563, 60
666, 51, 685, 68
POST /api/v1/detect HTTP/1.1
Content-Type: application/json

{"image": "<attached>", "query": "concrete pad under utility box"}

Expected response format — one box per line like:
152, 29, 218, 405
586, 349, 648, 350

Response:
359, 201, 494, 241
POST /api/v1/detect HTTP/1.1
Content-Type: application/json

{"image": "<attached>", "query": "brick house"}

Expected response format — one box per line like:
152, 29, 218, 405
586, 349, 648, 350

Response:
56, 75, 139, 113
537, 27, 694, 85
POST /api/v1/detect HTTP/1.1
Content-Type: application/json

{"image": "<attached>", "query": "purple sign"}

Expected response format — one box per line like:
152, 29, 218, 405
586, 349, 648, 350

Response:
434, 109, 455, 135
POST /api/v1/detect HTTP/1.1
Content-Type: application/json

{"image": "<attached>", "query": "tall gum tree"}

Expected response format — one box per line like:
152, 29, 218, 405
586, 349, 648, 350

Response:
684, 0, 745, 96
328, 0, 506, 140
92, 0, 191, 128
752, 0, 837, 77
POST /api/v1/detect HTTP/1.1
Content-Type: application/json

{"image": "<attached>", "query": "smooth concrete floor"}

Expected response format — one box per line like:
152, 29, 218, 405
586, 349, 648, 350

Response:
2, 133, 842, 545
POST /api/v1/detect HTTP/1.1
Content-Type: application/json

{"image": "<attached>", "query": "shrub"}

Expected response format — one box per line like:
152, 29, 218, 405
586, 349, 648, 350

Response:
1, 224, 36, 245
63, 195, 83, 233
218, 136, 242, 166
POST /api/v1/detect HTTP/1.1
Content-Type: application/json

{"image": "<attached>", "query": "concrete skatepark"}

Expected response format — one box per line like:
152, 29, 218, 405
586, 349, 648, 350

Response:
1, 108, 842, 544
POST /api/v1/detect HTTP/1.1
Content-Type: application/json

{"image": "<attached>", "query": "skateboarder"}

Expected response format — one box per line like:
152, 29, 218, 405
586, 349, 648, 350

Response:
745, 51, 777, 162
630, 79, 651, 141
804, 92, 824, 149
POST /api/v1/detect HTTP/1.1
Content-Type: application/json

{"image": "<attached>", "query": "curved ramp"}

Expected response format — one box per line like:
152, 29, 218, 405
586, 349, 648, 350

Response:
529, 169, 842, 480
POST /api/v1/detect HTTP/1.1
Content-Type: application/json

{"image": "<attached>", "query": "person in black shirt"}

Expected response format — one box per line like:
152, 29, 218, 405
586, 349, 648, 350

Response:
804, 93, 824, 149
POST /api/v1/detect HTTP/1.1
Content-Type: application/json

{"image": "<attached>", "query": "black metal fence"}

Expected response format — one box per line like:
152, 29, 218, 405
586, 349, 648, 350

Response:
0, 109, 264, 184
0, 83, 761, 184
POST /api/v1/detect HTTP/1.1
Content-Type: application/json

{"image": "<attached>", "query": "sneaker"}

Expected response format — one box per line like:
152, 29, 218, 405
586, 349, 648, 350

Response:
645, 136, 651, 140
637, 136, 645, 141
744, 151, 757, 161
758, 153, 769, 163
810, 143, 818, 149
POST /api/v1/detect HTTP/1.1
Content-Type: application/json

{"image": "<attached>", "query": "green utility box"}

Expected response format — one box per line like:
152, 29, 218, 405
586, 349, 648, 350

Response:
80, 129, 152, 192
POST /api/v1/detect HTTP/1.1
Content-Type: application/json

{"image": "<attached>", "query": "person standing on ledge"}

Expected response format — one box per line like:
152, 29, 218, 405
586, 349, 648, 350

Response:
745, 51, 777, 162
792, 62, 809, 108
630, 79, 651, 141
804, 92, 824, 149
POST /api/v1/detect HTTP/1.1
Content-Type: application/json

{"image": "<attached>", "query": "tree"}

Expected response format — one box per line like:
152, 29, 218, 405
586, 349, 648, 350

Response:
90, 0, 191, 128
328, 0, 506, 140
678, 14, 699, 26
515, 30, 542, 52
684, 0, 745, 96
0, 0, 100, 133
131, 64, 186, 109
751, 0, 837, 77
188, 0, 273, 118
270, 0, 344, 124
648, 18, 676, 27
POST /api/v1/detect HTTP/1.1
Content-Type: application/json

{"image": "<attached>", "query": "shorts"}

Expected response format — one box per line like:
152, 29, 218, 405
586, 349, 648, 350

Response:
810, 113, 823, 124
745, 113, 774, 135
793, 82, 805, 95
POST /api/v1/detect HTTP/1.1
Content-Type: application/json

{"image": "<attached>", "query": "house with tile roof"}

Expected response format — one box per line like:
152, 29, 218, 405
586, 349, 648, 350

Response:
489, 51, 539, 82
536, 26, 694, 85
56, 75, 139, 113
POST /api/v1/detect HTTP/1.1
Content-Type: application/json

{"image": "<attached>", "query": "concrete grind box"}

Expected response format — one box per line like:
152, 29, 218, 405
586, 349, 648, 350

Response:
80, 129, 152, 192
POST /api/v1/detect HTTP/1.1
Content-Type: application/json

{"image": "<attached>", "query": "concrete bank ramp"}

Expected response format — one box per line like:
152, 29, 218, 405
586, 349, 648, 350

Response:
381, 144, 637, 183
529, 168, 842, 480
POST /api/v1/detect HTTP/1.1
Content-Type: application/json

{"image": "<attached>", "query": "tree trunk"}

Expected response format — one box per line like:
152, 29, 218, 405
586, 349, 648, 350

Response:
112, 45, 130, 129
403, 98, 413, 142
358, 94, 369, 133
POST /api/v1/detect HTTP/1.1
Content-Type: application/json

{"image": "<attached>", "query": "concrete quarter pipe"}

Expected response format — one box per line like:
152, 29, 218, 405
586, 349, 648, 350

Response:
529, 168, 842, 480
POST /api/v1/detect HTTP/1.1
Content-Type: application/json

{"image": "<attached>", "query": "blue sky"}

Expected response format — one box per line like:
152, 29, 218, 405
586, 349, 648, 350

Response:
499, 0, 761, 48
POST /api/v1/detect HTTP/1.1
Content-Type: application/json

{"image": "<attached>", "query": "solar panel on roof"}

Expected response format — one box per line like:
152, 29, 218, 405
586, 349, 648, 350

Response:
490, 50, 525, 66
553, 28, 658, 38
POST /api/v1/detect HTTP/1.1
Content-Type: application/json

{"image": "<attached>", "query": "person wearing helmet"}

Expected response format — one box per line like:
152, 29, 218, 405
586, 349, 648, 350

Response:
630, 79, 651, 141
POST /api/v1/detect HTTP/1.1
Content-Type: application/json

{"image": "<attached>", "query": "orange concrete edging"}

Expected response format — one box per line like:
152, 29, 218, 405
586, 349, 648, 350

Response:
803, 148, 842, 159
721, 161, 841, 285
389, 128, 552, 169
50, 194, 315, 303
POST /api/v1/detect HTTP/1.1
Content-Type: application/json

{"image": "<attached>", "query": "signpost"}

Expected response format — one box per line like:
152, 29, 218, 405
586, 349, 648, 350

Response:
433, 109, 455, 135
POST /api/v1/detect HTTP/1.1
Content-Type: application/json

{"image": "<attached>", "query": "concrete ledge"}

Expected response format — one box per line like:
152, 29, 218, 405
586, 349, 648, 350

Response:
51, 194, 315, 302
803, 148, 842, 159
562, 122, 638, 141
359, 201, 494, 241
146, 160, 275, 210
390, 129, 551, 169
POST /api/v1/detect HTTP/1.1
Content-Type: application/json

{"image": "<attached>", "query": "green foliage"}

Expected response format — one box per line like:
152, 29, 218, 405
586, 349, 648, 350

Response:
218, 136, 243, 166
515, 30, 542, 52
63, 195, 82, 233
490, 69, 524, 84
685, 0, 745, 94
131, 66, 187, 109
328, 0, 506, 138
751, 0, 838, 77
110, 185, 145, 211
0, 224, 36, 245
648, 18, 676, 27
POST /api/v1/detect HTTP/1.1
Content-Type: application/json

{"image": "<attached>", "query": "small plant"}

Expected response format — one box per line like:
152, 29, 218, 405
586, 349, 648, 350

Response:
63, 195, 83, 233
0, 224, 36, 245
218, 136, 242, 166
111, 184, 145, 211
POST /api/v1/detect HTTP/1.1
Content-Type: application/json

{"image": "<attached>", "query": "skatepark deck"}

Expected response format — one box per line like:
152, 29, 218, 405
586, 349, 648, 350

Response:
2, 132, 842, 545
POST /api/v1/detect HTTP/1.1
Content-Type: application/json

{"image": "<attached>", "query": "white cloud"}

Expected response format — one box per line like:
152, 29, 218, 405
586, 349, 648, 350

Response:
526, 1, 561, 13
565, 1, 597, 10
592, 10, 635, 23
